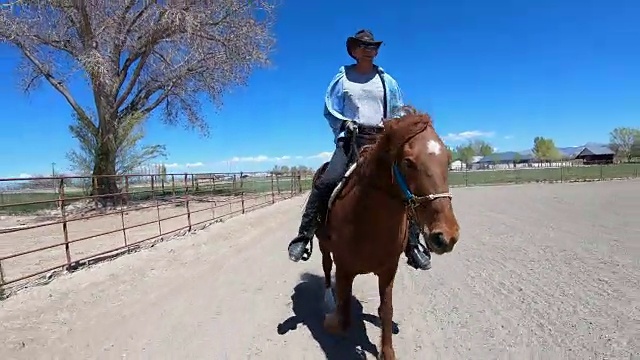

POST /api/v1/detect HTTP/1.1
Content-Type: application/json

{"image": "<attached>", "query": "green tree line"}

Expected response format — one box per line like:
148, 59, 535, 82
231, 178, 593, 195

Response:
449, 126, 640, 167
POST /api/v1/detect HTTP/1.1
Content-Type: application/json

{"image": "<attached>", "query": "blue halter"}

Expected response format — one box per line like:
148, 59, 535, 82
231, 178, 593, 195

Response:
392, 162, 453, 207
392, 163, 414, 203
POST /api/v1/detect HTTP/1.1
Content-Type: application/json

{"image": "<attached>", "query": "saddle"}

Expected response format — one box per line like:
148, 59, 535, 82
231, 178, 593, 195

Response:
315, 125, 383, 224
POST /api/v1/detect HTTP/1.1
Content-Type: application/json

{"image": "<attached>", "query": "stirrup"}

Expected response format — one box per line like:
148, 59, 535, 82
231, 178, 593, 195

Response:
289, 235, 314, 261
413, 238, 431, 257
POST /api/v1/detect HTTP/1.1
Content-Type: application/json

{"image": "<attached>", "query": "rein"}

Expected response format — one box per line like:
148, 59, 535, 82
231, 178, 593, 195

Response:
344, 121, 452, 245
349, 123, 453, 216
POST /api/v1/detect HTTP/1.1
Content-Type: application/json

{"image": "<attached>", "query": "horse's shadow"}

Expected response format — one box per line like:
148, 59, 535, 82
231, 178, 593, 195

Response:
277, 272, 399, 359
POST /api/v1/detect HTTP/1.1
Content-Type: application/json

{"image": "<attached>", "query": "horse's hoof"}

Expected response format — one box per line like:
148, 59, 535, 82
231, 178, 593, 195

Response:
323, 313, 346, 336
378, 347, 396, 360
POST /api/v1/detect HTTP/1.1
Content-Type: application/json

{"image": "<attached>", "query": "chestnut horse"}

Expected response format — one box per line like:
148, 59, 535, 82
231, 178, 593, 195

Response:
311, 106, 460, 360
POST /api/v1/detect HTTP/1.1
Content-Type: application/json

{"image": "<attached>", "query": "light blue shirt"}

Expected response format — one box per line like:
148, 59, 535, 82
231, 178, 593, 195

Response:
323, 64, 405, 144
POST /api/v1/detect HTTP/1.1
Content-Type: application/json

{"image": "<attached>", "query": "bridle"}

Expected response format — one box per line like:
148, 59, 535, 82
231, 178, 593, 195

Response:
349, 123, 453, 215
343, 122, 452, 248
391, 163, 452, 237
362, 123, 453, 240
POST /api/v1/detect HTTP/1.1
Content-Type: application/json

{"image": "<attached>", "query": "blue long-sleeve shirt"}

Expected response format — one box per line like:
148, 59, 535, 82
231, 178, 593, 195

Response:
323, 64, 405, 144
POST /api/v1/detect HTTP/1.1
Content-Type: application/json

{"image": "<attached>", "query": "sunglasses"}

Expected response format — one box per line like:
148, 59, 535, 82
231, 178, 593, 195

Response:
356, 42, 380, 51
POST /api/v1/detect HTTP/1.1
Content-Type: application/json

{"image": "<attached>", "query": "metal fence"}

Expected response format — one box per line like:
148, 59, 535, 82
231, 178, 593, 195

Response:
0, 171, 312, 298
449, 163, 639, 187
1, 163, 637, 298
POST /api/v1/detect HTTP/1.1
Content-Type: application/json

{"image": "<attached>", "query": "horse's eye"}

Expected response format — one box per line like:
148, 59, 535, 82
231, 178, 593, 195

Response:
403, 158, 417, 170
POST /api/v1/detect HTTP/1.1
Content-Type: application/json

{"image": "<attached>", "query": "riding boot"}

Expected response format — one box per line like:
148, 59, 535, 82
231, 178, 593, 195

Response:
287, 185, 326, 262
405, 220, 432, 270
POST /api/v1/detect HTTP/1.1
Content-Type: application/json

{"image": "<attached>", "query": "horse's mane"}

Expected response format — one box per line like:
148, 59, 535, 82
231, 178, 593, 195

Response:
357, 105, 434, 179
363, 105, 433, 159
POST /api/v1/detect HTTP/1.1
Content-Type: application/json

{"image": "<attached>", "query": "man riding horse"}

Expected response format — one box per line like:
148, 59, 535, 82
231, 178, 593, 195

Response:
287, 29, 432, 271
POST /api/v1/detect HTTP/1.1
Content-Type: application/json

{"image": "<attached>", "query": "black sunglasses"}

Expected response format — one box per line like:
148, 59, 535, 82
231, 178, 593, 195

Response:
356, 42, 380, 51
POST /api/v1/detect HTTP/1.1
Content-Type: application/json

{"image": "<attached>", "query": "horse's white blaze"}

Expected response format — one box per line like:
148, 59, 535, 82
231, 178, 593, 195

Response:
427, 139, 442, 155
324, 287, 336, 312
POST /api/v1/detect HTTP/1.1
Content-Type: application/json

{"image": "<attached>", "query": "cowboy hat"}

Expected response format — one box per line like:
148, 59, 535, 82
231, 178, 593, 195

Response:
346, 29, 383, 60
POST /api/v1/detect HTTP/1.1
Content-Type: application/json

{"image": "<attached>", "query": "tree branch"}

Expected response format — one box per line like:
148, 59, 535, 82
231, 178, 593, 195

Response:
15, 42, 90, 120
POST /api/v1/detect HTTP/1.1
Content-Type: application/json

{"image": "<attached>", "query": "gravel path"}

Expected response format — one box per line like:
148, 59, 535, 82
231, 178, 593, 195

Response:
1, 180, 638, 359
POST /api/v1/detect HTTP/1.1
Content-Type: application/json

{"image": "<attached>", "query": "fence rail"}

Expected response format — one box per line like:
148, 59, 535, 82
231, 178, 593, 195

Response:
0, 171, 312, 298
449, 163, 639, 186
0, 163, 638, 298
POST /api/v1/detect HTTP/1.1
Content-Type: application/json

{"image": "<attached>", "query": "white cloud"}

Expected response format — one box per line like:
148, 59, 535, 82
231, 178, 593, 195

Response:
223, 152, 334, 164
152, 162, 203, 169
18, 173, 32, 178
226, 155, 292, 163
443, 130, 495, 142
504, 135, 514, 140
307, 151, 332, 160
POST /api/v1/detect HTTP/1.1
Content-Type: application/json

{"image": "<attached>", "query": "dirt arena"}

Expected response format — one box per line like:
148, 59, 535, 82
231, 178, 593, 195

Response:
0, 192, 291, 290
1, 180, 638, 359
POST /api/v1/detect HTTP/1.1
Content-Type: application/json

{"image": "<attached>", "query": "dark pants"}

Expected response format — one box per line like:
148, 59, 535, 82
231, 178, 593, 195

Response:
319, 136, 424, 246
315, 138, 351, 195
291, 130, 430, 269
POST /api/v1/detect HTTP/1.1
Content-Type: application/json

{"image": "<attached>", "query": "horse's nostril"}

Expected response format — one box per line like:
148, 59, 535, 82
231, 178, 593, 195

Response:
430, 232, 446, 248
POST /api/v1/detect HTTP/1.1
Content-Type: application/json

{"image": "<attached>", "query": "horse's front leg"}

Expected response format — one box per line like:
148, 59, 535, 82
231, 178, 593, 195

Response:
320, 243, 335, 313
323, 266, 355, 336
377, 264, 399, 360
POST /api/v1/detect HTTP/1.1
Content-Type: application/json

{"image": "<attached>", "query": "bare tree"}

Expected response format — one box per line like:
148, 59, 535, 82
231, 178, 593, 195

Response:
66, 111, 167, 176
0, 0, 276, 196
609, 127, 640, 162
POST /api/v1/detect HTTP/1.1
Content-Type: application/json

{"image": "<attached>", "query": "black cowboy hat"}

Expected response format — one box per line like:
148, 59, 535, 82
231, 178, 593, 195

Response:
346, 29, 383, 60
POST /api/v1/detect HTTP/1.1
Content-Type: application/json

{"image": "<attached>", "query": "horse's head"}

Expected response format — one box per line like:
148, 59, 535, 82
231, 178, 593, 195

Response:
382, 106, 460, 255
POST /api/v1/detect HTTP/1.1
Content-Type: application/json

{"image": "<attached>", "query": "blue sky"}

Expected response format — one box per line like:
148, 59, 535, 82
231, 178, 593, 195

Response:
0, 0, 639, 177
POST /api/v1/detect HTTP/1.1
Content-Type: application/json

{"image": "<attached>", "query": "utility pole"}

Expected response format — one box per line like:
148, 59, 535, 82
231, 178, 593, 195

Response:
51, 162, 57, 193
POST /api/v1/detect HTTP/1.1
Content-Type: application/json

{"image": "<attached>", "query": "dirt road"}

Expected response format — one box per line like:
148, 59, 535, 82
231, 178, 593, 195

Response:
1, 180, 638, 359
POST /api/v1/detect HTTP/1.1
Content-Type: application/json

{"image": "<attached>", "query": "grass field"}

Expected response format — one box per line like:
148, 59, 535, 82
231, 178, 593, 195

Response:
0, 176, 312, 214
449, 163, 639, 186
0, 163, 638, 214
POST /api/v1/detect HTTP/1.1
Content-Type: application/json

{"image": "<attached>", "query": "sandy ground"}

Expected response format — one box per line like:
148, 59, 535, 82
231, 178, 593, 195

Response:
0, 192, 292, 290
0, 180, 639, 359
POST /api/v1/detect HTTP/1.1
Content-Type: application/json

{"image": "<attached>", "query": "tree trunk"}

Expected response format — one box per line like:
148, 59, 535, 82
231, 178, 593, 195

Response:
91, 81, 121, 207
93, 140, 118, 190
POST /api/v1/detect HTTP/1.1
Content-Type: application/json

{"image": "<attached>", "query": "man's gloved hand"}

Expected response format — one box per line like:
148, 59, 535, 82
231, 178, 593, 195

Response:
343, 120, 357, 133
